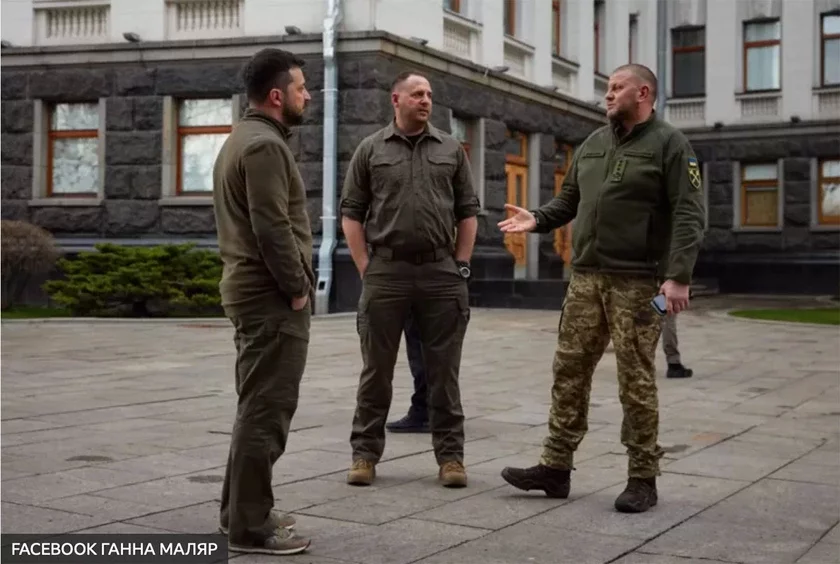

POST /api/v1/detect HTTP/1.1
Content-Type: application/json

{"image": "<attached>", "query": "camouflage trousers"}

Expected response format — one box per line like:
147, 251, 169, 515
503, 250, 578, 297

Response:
540, 271, 664, 478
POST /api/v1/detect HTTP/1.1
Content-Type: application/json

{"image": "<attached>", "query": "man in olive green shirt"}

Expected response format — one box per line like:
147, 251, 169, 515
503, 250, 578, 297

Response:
499, 64, 704, 513
212, 48, 313, 555
340, 71, 481, 489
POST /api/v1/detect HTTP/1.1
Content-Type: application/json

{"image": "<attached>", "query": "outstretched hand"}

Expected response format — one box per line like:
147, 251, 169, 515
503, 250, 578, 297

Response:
659, 279, 690, 314
498, 204, 537, 233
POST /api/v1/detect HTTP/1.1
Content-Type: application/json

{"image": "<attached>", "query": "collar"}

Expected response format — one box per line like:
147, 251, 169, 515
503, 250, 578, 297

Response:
240, 108, 292, 140
383, 119, 443, 143
612, 110, 657, 142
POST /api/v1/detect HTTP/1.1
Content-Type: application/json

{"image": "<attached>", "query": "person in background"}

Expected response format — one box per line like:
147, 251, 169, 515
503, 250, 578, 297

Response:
386, 315, 430, 433
662, 313, 693, 378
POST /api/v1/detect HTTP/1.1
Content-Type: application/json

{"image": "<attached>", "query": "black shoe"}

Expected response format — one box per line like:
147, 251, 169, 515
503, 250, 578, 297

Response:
667, 364, 693, 378
614, 477, 658, 513
385, 413, 429, 433
500, 464, 571, 498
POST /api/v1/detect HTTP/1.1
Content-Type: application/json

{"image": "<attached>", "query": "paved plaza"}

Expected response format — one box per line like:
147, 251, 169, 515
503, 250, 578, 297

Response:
2, 296, 839, 564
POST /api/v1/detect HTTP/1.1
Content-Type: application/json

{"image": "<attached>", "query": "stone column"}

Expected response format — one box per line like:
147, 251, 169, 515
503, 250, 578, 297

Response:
781, 0, 814, 120
566, 0, 595, 102
531, 0, 554, 87
705, 0, 738, 125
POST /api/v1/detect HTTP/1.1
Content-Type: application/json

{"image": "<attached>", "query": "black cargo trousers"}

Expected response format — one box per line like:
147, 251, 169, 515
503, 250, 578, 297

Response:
350, 246, 471, 465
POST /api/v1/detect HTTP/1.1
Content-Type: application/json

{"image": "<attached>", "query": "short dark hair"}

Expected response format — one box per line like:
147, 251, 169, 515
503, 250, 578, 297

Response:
242, 48, 305, 103
613, 63, 658, 100
391, 70, 427, 91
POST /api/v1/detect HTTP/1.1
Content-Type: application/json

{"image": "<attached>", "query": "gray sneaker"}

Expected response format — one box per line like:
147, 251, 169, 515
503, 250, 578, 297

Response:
228, 528, 311, 556
219, 509, 296, 535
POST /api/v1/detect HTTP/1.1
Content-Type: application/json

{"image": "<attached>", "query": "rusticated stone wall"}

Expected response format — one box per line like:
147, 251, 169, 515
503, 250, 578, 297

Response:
0, 53, 600, 243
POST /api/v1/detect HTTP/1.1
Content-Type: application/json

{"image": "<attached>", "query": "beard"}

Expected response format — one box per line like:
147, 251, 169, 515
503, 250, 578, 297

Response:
282, 104, 305, 126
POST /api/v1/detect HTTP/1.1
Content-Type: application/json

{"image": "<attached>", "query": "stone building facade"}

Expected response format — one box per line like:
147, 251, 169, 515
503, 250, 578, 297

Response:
0, 33, 606, 312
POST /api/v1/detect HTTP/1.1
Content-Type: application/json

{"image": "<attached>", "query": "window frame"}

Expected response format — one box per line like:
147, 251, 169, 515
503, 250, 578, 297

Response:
821, 11, 840, 87
594, 2, 602, 74
671, 25, 706, 98
444, 0, 461, 14
46, 102, 100, 198
742, 18, 781, 93
740, 162, 780, 228
552, 0, 562, 56
504, 0, 516, 37
817, 158, 840, 226
175, 98, 233, 196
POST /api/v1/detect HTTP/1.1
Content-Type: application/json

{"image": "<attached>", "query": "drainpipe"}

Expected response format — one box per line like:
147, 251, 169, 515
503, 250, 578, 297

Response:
314, 0, 341, 315
656, 0, 668, 114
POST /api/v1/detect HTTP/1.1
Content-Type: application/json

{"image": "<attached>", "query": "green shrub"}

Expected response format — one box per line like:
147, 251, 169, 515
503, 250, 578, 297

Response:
43, 243, 223, 317
1, 220, 61, 310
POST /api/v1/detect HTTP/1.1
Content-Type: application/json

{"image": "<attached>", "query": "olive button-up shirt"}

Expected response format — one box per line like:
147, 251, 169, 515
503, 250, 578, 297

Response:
339, 122, 481, 253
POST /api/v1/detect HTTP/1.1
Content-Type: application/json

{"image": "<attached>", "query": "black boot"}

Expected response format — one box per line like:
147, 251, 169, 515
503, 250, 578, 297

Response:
614, 477, 657, 513
500, 464, 571, 498
385, 411, 429, 433
667, 363, 693, 378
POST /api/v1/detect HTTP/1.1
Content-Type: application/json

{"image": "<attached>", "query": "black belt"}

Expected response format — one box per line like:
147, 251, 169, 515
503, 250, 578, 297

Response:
372, 246, 450, 264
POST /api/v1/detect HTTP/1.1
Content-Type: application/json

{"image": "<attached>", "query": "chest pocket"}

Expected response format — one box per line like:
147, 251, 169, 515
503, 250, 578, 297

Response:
427, 154, 457, 179
620, 149, 661, 199
370, 155, 405, 191
577, 149, 606, 193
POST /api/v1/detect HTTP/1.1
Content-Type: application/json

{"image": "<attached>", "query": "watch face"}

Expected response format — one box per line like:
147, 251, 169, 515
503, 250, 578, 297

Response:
459, 266, 471, 278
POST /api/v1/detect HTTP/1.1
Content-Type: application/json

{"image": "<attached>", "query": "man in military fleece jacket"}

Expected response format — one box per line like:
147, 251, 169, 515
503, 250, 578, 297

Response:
498, 64, 705, 514
212, 48, 313, 556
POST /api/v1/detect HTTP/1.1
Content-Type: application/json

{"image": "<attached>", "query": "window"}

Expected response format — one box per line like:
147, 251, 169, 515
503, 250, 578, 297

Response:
504, 0, 516, 36
177, 99, 232, 194
818, 159, 840, 225
47, 103, 99, 196
672, 27, 705, 97
594, 0, 604, 73
821, 11, 840, 86
552, 0, 562, 56
450, 114, 472, 159
743, 20, 781, 92
741, 163, 779, 227
629, 14, 638, 63
444, 0, 461, 14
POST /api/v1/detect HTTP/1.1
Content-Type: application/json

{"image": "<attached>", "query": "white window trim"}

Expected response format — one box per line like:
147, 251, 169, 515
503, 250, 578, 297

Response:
732, 159, 784, 232
29, 98, 106, 207
810, 157, 840, 231
159, 94, 241, 205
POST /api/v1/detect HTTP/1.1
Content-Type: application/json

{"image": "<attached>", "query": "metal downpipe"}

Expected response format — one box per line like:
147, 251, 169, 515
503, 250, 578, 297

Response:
314, 0, 341, 315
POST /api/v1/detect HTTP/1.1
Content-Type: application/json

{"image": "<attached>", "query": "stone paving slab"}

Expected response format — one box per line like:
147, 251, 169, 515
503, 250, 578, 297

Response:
2, 296, 839, 563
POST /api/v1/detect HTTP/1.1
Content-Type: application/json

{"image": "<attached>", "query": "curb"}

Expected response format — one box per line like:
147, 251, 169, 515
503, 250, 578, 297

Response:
708, 308, 840, 328
1, 312, 359, 324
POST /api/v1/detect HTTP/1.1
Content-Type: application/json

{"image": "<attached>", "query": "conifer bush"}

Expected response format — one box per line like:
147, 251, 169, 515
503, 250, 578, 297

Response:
43, 243, 223, 317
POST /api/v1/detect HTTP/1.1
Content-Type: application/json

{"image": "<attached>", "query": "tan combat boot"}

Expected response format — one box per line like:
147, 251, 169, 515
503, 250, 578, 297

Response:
439, 461, 467, 488
347, 459, 376, 485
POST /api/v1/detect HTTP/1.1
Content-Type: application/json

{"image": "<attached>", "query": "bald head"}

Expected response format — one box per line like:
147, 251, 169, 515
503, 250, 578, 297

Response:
612, 63, 658, 101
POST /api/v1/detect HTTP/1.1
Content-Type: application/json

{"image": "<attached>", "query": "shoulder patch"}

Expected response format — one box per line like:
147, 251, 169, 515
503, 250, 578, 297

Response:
687, 157, 701, 191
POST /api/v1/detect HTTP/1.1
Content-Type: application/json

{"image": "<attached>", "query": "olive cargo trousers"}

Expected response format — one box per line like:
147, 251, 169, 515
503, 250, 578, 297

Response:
350, 250, 471, 465
540, 271, 665, 478
219, 307, 310, 545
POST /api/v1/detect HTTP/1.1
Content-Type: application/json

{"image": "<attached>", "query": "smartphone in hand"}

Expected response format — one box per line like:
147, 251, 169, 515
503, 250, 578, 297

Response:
651, 294, 667, 316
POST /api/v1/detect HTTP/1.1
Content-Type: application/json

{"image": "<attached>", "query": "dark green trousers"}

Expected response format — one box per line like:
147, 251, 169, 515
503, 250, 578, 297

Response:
350, 252, 471, 465
219, 307, 309, 545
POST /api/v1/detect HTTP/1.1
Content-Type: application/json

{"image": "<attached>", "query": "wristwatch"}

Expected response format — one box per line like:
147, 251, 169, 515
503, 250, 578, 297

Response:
456, 260, 471, 280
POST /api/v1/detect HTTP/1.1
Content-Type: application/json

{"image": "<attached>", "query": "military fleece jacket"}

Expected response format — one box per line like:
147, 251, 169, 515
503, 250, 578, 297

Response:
212, 109, 314, 327
532, 114, 705, 285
